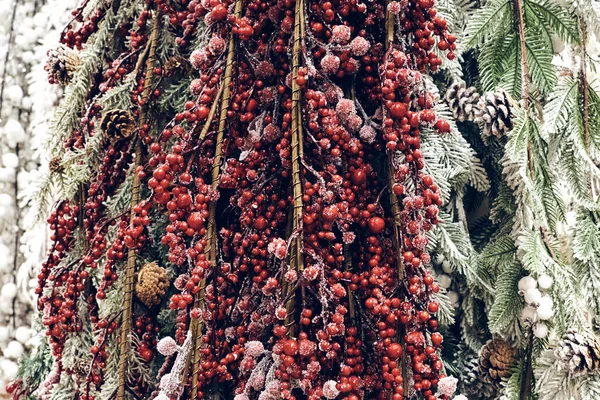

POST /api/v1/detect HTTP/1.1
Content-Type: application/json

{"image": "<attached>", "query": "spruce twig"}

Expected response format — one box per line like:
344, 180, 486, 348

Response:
116, 12, 160, 400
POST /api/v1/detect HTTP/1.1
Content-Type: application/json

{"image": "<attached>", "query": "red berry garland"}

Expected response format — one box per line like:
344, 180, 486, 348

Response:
29, 0, 458, 398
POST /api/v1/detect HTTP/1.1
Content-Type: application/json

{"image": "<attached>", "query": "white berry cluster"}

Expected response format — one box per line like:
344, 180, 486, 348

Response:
433, 254, 460, 308
518, 274, 554, 338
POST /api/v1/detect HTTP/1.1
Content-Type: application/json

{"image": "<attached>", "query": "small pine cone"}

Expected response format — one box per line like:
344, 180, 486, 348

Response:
555, 329, 600, 376
136, 262, 169, 307
445, 80, 480, 122
100, 109, 136, 140
475, 90, 514, 138
48, 157, 64, 174
45, 44, 80, 85
479, 338, 517, 385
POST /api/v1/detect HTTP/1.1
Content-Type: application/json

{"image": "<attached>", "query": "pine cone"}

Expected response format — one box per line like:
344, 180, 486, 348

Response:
460, 350, 497, 398
478, 338, 517, 385
555, 329, 600, 376
45, 44, 80, 85
48, 157, 64, 174
100, 109, 136, 140
136, 262, 169, 307
445, 80, 480, 122
475, 90, 514, 138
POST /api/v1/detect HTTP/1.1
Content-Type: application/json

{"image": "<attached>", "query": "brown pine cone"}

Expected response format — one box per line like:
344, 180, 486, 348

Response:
475, 90, 514, 138
135, 262, 169, 307
100, 109, 136, 140
45, 44, 80, 85
445, 80, 480, 122
555, 330, 600, 376
48, 157, 64, 174
479, 338, 517, 384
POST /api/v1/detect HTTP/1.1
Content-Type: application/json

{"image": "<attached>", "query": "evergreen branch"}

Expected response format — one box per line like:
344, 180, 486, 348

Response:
433, 289, 455, 326
487, 260, 522, 334
480, 33, 517, 92
585, 83, 600, 149
524, 29, 557, 95
573, 212, 600, 262
543, 75, 578, 136
524, 0, 580, 44
464, 0, 512, 48
513, 0, 530, 106
581, 375, 600, 400
534, 350, 578, 400
47, 5, 118, 155
518, 229, 555, 275
570, 0, 600, 42
498, 34, 523, 98
520, 332, 535, 400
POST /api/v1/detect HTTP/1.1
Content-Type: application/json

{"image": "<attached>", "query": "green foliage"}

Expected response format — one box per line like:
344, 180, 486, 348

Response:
523, 0, 579, 45
17, 336, 54, 399
502, 354, 528, 400
545, 76, 600, 210
573, 212, 600, 319
534, 349, 576, 400
464, 0, 513, 48
523, 29, 556, 95
487, 259, 522, 335
466, 0, 577, 96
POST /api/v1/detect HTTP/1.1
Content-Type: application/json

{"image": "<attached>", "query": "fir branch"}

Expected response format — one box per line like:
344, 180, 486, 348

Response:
568, 0, 600, 41
487, 260, 522, 335
498, 34, 523, 98
432, 289, 455, 326
543, 75, 579, 136
98, 75, 136, 111
47, 5, 118, 155
573, 211, 600, 262
518, 229, 554, 275
464, 0, 513, 47
524, 0, 580, 44
502, 353, 527, 399
580, 373, 600, 400
480, 33, 517, 93
524, 29, 556, 95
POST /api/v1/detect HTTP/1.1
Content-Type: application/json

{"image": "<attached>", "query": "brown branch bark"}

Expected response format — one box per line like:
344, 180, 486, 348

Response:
284, 0, 306, 337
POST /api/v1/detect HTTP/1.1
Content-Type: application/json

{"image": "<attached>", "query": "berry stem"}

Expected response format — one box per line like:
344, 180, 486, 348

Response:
116, 11, 160, 400
385, 2, 409, 397
285, 0, 306, 337
189, 1, 242, 397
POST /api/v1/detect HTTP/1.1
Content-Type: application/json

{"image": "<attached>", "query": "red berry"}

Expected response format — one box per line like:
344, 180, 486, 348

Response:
367, 216, 385, 233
